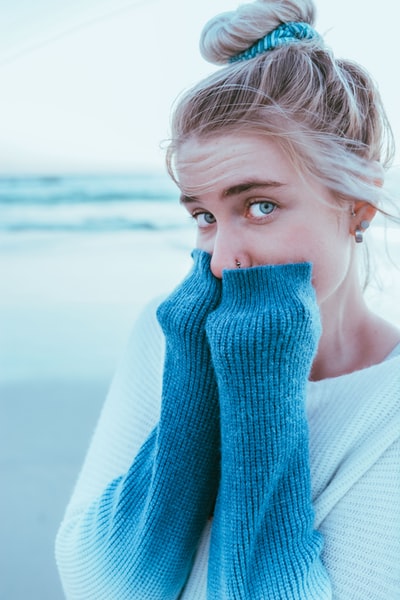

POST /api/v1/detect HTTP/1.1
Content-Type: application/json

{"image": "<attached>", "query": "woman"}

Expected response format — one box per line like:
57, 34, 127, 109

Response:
55, 0, 400, 598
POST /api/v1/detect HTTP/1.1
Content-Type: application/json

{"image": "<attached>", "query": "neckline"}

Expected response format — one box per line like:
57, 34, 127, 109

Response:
308, 341, 400, 388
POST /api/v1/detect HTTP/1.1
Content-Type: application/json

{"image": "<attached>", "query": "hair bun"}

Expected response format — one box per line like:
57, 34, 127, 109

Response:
200, 0, 316, 64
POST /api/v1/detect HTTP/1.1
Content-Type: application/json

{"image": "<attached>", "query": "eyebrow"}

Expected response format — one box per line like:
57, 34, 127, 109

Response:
179, 180, 285, 204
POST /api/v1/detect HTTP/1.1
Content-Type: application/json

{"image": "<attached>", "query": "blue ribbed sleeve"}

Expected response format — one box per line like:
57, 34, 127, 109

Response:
56, 250, 221, 599
205, 263, 332, 599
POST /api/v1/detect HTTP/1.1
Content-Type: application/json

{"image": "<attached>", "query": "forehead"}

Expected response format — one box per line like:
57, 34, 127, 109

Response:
175, 133, 297, 196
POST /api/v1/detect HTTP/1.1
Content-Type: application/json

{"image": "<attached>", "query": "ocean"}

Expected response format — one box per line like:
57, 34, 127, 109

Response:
0, 172, 196, 385
2, 169, 400, 234
0, 172, 189, 234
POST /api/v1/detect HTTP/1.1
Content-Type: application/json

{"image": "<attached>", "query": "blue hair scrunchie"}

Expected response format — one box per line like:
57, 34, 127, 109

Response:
229, 21, 320, 63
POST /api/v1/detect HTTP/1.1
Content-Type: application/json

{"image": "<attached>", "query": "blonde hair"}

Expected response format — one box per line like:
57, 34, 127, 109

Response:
166, 0, 395, 215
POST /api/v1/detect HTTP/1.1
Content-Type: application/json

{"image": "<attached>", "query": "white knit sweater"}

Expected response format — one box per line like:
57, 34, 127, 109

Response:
56, 298, 400, 599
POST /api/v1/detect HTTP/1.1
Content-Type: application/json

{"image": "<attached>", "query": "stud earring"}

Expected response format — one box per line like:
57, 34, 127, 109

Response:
360, 220, 370, 230
235, 259, 241, 269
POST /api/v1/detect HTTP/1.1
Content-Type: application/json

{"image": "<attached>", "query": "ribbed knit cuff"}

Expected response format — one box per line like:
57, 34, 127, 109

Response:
157, 249, 221, 344
221, 261, 314, 307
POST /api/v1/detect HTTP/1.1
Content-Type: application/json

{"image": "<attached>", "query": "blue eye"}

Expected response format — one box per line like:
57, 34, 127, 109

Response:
249, 201, 276, 217
194, 212, 216, 228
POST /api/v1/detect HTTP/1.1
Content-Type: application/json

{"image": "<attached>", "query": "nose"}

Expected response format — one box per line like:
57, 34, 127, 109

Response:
209, 231, 245, 278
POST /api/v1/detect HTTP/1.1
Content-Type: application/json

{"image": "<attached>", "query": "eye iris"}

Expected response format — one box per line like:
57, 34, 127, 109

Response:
204, 213, 215, 224
259, 202, 274, 214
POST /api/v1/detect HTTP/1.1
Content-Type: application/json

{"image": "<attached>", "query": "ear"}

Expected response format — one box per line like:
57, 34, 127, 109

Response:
350, 201, 377, 236
349, 162, 384, 237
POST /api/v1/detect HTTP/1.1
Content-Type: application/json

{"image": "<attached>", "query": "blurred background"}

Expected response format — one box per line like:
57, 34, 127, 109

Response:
0, 1, 399, 598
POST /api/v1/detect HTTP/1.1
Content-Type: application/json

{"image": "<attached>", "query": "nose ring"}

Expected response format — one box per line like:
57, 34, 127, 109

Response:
235, 259, 241, 269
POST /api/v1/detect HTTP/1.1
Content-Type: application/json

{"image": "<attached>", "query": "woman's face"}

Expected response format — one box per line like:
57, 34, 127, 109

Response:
176, 133, 355, 305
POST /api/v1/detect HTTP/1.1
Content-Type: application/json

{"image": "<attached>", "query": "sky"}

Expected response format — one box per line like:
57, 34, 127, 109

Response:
0, 0, 399, 174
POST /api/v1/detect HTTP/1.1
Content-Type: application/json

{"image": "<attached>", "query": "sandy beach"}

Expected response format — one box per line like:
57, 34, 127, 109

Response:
1, 224, 399, 599
0, 228, 193, 600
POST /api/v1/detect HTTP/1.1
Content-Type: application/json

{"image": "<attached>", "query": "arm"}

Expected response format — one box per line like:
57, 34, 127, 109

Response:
205, 263, 331, 599
56, 250, 221, 600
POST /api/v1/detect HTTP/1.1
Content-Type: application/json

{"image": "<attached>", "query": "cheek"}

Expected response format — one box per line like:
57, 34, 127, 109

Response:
250, 227, 312, 265
195, 230, 214, 253
252, 226, 352, 302
307, 239, 352, 303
